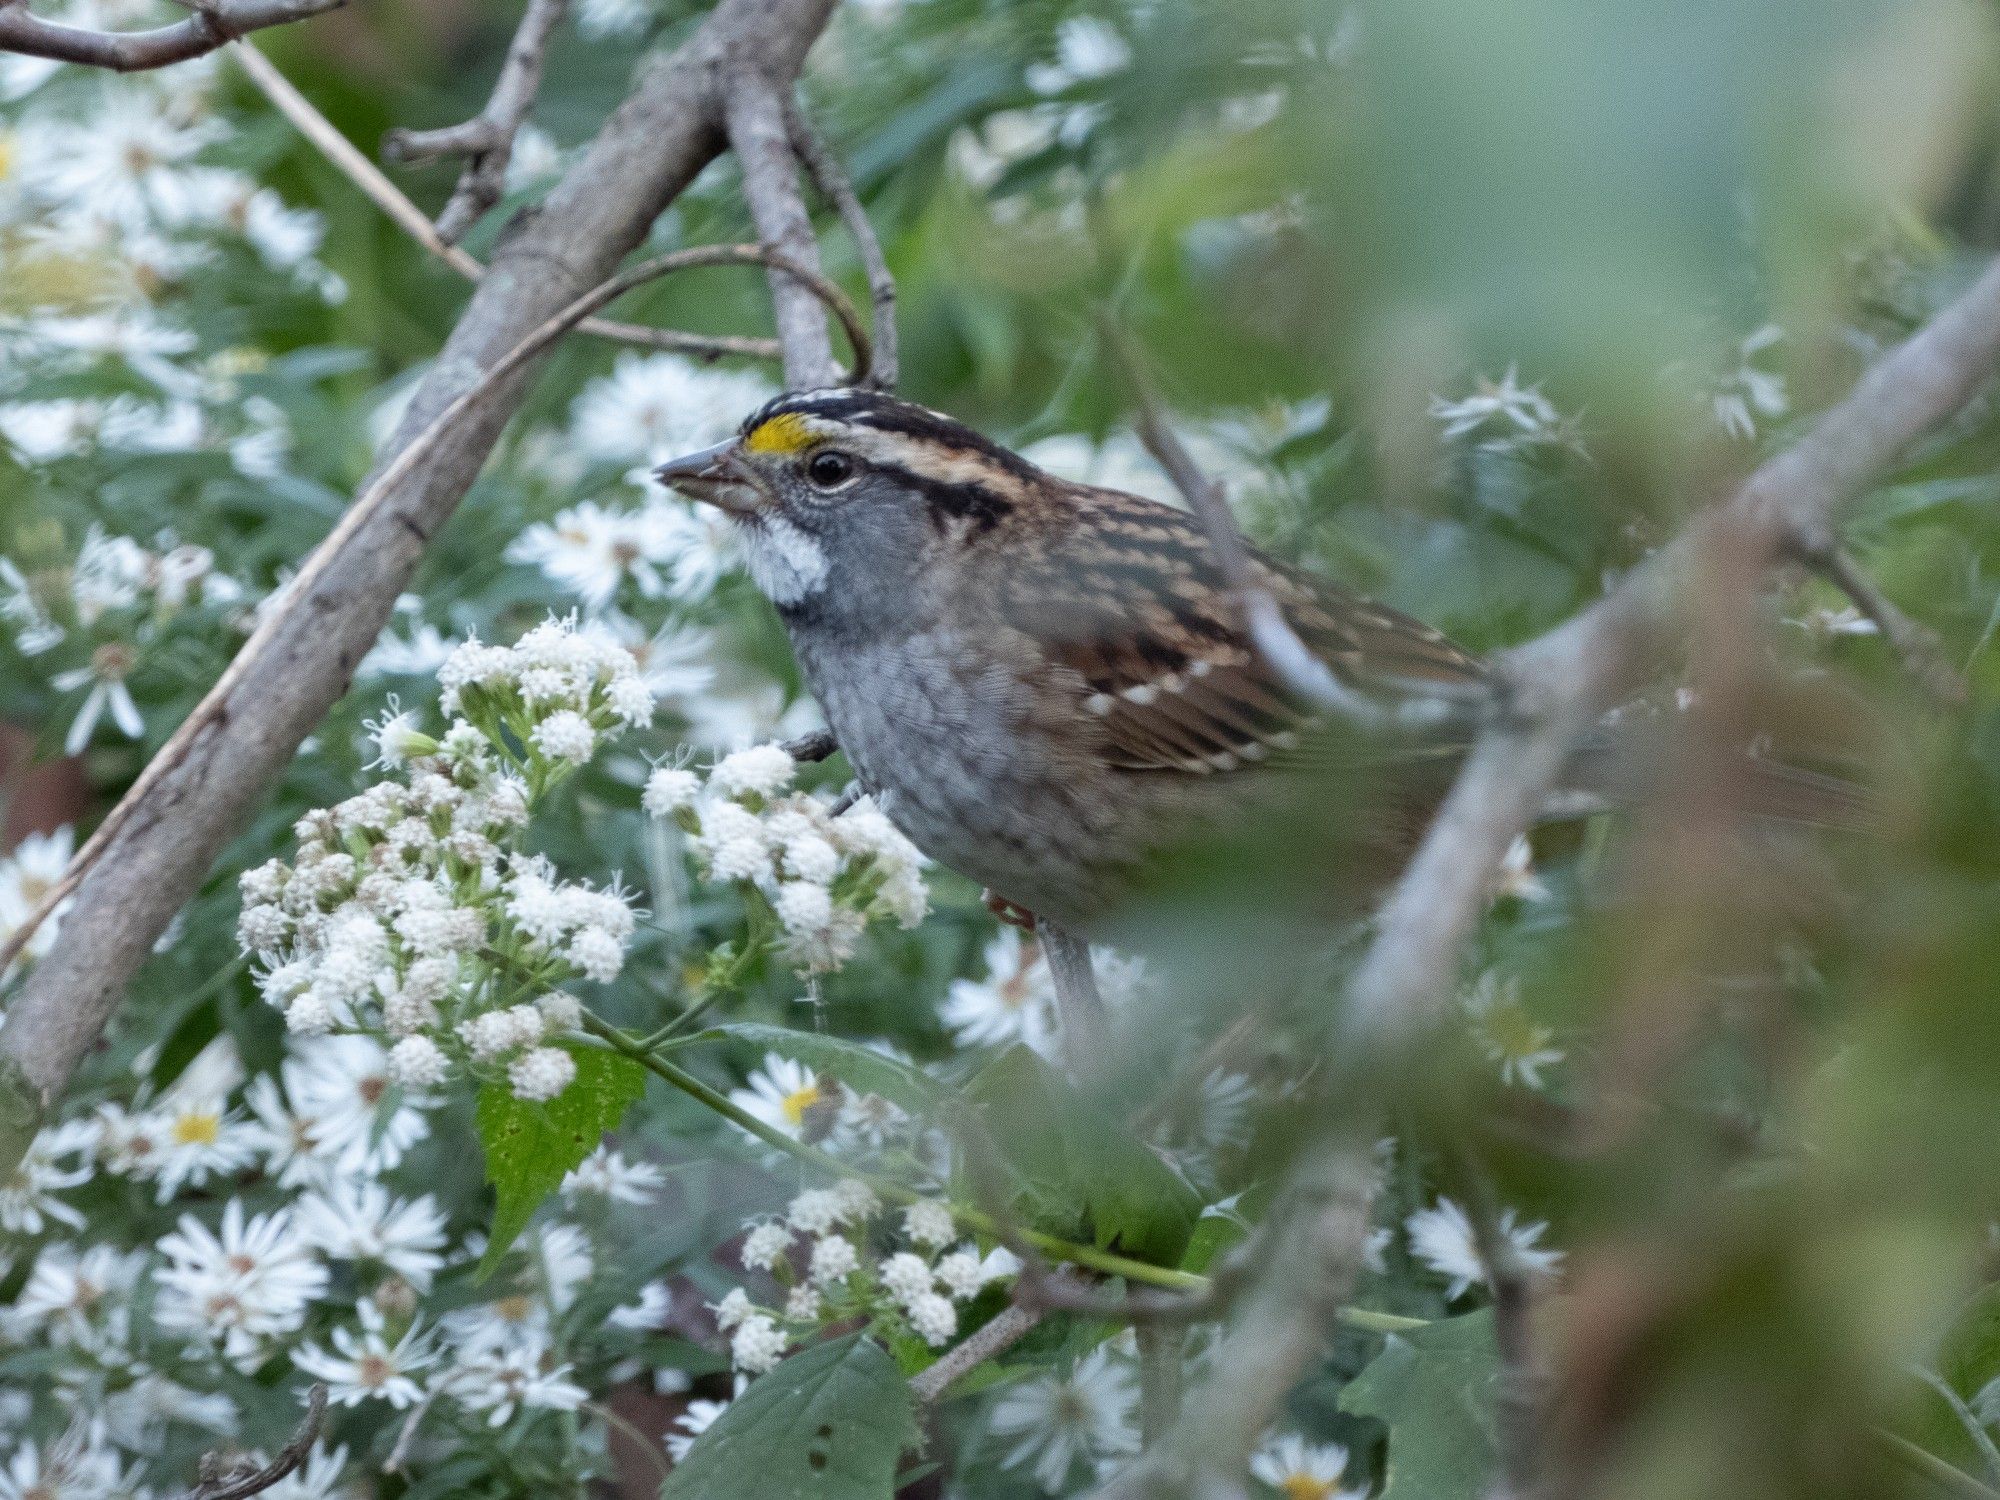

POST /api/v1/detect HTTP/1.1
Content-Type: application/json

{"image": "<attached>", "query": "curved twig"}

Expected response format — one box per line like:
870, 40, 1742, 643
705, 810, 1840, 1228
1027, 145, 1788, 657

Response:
0, 0, 343, 70
0, 243, 868, 980
184, 1385, 327, 1500
784, 94, 898, 391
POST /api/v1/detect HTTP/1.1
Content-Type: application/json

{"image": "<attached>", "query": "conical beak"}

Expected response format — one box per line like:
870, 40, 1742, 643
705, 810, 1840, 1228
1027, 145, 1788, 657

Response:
653, 440, 766, 515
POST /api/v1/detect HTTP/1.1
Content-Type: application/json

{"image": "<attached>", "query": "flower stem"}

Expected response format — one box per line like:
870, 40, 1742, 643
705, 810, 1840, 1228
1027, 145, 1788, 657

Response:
581, 1010, 1429, 1326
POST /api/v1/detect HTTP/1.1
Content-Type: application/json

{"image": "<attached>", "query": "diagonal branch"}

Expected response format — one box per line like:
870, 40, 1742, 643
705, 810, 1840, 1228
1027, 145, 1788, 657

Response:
381, 0, 568, 245
0, 0, 343, 70
724, 64, 840, 389
1089, 258, 2000, 1500
233, 42, 784, 365
0, 0, 843, 1176
784, 95, 897, 391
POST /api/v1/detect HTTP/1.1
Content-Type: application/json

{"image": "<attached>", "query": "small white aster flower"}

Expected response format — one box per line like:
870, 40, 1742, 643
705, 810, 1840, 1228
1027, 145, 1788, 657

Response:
1405, 1195, 1563, 1300
607, 1281, 672, 1331
933, 1249, 986, 1301
294, 1301, 435, 1408
829, 1178, 880, 1221
710, 743, 796, 798
809, 1235, 859, 1285
730, 1314, 788, 1374
741, 1222, 795, 1272
879, 1251, 933, 1308
531, 709, 596, 762
787, 1187, 843, 1234
560, 1144, 665, 1203
711, 1287, 753, 1331
508, 1046, 578, 1101
643, 764, 701, 817
666, 1397, 730, 1461
903, 1200, 956, 1249
386, 1036, 450, 1089
447, 1339, 588, 1426
732, 1053, 831, 1142
1249, 1433, 1361, 1500
989, 1347, 1139, 1493
907, 1290, 957, 1347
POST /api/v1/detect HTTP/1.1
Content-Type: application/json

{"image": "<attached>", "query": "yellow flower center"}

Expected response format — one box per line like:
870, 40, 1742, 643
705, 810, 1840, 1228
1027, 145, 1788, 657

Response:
0, 131, 15, 184
780, 1082, 823, 1126
1280, 1478, 1337, 1500
494, 1295, 533, 1322
172, 1111, 221, 1147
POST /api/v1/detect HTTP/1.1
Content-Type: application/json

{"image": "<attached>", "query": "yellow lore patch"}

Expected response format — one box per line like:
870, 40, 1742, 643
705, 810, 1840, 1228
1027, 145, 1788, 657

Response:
743, 411, 815, 456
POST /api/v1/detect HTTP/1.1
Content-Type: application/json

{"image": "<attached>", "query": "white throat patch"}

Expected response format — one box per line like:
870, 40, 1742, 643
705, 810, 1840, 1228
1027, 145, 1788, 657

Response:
738, 512, 829, 606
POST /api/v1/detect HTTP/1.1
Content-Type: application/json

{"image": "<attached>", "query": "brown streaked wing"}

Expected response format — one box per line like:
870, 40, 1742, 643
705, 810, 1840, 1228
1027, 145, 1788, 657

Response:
995, 488, 1491, 776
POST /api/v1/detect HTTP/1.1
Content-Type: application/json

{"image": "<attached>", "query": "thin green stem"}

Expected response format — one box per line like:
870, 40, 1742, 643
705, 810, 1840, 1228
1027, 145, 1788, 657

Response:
584, 1011, 1424, 1330
1879, 1430, 2000, 1500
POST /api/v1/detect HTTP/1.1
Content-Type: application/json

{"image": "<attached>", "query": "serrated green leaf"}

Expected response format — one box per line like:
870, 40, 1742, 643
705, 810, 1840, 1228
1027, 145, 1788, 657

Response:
714, 1022, 945, 1115
659, 1335, 919, 1500
475, 1042, 644, 1280
962, 1045, 1199, 1264
1339, 1310, 1501, 1500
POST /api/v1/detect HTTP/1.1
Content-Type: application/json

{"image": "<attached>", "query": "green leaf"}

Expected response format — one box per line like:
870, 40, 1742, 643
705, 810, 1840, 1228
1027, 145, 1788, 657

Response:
712, 1022, 945, 1115
962, 1046, 1200, 1264
1339, 1310, 1502, 1500
1903, 1282, 2000, 1472
659, 1335, 919, 1500
475, 1042, 645, 1280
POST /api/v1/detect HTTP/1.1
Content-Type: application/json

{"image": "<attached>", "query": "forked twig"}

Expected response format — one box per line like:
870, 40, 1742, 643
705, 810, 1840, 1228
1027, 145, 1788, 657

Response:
233, 42, 783, 363
382, 0, 569, 244
184, 1385, 328, 1500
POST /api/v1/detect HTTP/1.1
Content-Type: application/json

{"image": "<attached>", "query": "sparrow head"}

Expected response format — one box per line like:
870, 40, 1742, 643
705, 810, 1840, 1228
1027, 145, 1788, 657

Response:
653, 388, 1044, 611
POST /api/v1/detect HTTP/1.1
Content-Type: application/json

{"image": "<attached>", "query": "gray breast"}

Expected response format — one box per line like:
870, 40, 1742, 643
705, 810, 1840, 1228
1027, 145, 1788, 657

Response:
791, 626, 1121, 922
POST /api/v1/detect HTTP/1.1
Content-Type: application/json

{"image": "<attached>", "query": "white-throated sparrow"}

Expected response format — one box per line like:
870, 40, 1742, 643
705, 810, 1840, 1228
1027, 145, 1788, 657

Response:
655, 389, 1849, 931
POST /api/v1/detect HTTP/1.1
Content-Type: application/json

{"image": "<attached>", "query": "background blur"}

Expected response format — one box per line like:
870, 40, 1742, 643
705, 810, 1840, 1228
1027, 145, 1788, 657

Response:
7, 1, 2000, 1498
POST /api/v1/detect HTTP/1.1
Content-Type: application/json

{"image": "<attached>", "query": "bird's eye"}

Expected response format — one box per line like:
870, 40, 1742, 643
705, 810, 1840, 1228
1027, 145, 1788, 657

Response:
805, 450, 854, 490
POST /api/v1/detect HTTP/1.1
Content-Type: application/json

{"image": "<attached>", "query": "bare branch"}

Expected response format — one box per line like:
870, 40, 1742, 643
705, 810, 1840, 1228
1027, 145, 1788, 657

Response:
185, 1385, 327, 1500
784, 95, 898, 390
1806, 544, 1966, 706
909, 1282, 1078, 1403
233, 43, 785, 365
1462, 1171, 1547, 1500
724, 66, 841, 389
1092, 1130, 1381, 1500
381, 0, 569, 245
0, 0, 342, 70
0, 0, 844, 1172
778, 728, 839, 763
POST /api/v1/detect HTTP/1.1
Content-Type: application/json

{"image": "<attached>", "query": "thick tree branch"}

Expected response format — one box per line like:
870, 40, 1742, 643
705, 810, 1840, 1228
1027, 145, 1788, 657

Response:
0, 0, 342, 70
724, 66, 840, 389
0, 0, 842, 1172
784, 95, 898, 390
233, 42, 785, 365
382, 0, 568, 245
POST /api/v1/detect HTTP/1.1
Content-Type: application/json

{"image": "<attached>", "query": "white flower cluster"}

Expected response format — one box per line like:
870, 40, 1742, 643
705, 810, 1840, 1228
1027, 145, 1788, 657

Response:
648, 743, 928, 974
237, 614, 651, 1101
711, 1181, 1016, 1377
